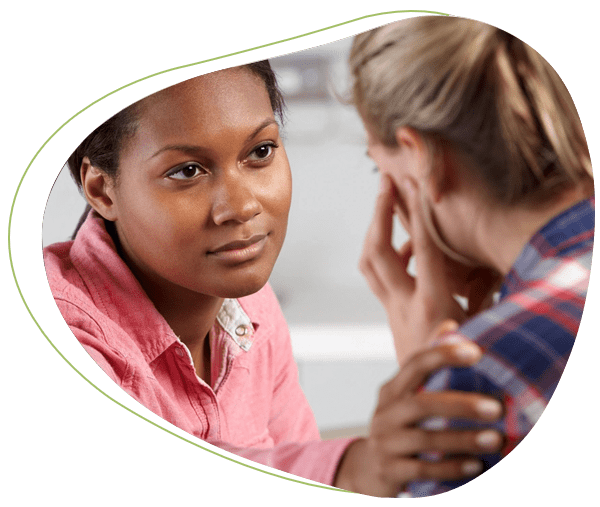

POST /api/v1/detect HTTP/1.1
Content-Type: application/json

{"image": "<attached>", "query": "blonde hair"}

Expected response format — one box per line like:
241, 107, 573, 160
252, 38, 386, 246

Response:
350, 16, 593, 206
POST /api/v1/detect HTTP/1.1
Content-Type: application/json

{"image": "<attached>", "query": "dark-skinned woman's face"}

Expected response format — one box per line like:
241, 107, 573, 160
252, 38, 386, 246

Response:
107, 67, 292, 300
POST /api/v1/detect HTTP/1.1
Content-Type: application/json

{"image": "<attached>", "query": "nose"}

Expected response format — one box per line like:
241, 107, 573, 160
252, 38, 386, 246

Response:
211, 169, 263, 225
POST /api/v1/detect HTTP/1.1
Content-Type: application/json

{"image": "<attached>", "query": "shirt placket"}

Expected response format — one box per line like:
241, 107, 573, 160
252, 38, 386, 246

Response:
172, 340, 222, 441
165, 299, 256, 442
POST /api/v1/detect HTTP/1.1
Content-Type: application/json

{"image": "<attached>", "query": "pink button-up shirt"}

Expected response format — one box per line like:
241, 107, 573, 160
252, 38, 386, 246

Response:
44, 212, 353, 485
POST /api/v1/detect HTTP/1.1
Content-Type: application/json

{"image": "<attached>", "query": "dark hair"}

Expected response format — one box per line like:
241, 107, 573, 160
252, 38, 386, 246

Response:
68, 60, 285, 238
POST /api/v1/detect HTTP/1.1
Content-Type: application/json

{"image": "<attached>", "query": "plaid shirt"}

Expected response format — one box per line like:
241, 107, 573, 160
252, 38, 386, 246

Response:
407, 197, 595, 497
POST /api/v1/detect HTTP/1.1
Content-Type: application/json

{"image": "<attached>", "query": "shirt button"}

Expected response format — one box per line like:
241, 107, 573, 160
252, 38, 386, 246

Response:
235, 325, 248, 337
176, 348, 184, 357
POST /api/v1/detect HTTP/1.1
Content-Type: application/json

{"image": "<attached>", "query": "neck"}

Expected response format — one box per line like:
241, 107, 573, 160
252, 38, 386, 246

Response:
136, 273, 222, 385
436, 188, 590, 275
150, 285, 223, 354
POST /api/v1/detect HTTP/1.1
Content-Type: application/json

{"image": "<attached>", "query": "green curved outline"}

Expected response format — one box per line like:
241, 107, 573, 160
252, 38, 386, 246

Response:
8, 10, 449, 493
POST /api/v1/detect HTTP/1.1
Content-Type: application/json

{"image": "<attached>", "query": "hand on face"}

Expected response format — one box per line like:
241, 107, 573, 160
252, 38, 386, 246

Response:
334, 338, 503, 497
360, 174, 467, 364
392, 175, 502, 316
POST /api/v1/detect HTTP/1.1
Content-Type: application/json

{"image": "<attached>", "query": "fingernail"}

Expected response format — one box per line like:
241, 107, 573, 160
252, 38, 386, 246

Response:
476, 430, 502, 449
443, 335, 464, 344
462, 461, 483, 476
476, 400, 502, 419
453, 343, 481, 362
403, 178, 415, 196
436, 319, 460, 335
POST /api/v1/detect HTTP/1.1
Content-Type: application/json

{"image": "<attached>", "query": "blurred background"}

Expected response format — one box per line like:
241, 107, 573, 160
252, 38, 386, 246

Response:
42, 35, 410, 438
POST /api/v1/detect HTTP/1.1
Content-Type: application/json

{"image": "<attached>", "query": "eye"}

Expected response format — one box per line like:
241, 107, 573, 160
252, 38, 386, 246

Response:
247, 142, 278, 162
166, 162, 204, 180
365, 149, 378, 173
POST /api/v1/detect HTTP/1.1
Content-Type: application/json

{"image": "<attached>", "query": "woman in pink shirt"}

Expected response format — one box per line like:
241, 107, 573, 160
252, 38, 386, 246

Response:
44, 60, 504, 496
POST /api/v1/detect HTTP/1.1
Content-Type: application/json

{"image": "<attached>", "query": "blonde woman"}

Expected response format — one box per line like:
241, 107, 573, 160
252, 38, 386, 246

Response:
344, 16, 593, 496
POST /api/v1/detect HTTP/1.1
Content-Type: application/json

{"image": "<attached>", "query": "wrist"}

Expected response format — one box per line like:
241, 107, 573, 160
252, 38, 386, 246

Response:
333, 438, 366, 493
333, 437, 400, 497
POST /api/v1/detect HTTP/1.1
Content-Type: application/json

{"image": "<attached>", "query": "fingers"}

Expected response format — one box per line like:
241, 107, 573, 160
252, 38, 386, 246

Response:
359, 174, 414, 301
377, 391, 503, 428
381, 340, 482, 401
380, 456, 486, 486
334, 436, 487, 496
433, 318, 460, 336
379, 427, 503, 456
392, 189, 410, 233
401, 177, 449, 297
397, 240, 413, 271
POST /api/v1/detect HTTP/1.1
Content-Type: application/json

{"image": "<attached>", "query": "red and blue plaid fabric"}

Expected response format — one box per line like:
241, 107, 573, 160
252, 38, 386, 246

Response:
407, 197, 595, 497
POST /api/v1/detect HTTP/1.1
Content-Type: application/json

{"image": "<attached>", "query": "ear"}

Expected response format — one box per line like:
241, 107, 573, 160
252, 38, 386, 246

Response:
80, 157, 119, 221
394, 126, 452, 203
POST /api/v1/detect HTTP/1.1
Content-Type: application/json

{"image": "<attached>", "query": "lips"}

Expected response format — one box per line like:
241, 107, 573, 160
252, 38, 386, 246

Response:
210, 234, 267, 253
208, 234, 269, 263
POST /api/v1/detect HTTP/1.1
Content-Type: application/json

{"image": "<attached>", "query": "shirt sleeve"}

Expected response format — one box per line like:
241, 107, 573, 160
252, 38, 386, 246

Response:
235, 284, 357, 485
209, 437, 356, 487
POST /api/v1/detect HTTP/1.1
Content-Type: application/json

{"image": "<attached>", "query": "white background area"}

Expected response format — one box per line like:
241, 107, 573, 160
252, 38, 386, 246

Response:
41, 38, 401, 433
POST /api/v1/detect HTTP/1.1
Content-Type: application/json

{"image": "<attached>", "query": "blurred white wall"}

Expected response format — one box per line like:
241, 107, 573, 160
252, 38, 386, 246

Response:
42, 36, 408, 435
43, 165, 87, 245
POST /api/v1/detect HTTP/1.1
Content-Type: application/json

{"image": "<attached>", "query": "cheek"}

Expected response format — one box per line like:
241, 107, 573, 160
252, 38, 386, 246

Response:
120, 189, 163, 229
116, 185, 202, 253
263, 164, 292, 222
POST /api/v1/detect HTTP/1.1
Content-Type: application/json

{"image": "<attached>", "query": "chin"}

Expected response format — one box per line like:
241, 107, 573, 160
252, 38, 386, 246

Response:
215, 284, 267, 300
212, 273, 271, 300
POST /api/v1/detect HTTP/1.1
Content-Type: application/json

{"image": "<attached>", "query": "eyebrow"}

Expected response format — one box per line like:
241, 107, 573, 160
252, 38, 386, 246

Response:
149, 118, 279, 160
245, 118, 278, 144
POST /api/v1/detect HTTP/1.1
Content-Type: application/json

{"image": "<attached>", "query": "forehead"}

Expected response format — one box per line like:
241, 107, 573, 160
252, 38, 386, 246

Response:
135, 67, 273, 142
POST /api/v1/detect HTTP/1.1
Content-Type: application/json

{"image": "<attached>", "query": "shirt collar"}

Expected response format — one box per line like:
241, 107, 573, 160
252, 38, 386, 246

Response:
501, 197, 595, 298
216, 298, 256, 352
